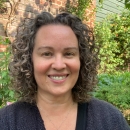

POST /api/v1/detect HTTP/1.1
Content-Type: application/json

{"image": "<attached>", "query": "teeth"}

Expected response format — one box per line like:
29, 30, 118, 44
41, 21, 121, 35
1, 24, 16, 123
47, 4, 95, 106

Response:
50, 76, 66, 80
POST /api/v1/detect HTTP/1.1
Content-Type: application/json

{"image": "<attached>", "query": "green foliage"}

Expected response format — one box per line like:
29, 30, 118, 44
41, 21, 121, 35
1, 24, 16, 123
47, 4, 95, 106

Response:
0, 0, 7, 13
0, 37, 15, 107
125, 0, 130, 9
65, 0, 93, 20
94, 72, 130, 124
94, 10, 130, 73
94, 72, 130, 110
0, 0, 5, 6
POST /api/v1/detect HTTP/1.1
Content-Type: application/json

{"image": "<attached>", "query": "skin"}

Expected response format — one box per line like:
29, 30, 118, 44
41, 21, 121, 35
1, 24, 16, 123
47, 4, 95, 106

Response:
32, 24, 80, 130
32, 24, 80, 101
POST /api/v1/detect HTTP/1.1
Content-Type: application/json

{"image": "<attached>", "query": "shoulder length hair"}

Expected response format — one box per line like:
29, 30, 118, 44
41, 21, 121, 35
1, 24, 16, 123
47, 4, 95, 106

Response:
9, 11, 99, 103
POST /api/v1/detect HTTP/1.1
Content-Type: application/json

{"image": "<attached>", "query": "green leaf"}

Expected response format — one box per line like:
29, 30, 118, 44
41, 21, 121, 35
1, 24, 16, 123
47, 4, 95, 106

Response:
9, 91, 14, 98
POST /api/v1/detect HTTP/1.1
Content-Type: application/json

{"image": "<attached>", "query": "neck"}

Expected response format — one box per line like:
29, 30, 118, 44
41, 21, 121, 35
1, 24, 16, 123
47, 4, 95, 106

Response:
36, 91, 75, 115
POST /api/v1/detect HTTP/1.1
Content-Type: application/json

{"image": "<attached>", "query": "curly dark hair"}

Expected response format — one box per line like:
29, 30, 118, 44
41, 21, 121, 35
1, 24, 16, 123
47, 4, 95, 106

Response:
9, 11, 99, 103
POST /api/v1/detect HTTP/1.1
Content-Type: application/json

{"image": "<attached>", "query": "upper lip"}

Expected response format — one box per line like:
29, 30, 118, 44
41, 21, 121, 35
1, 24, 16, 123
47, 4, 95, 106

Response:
48, 74, 69, 76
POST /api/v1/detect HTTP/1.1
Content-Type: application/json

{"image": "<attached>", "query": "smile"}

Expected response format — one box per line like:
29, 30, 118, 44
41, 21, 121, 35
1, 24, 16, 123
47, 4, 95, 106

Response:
49, 75, 68, 81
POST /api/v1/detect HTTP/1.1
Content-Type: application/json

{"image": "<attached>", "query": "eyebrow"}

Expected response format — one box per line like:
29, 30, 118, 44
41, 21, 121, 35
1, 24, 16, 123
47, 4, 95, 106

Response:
37, 46, 79, 51
64, 47, 79, 50
38, 46, 53, 51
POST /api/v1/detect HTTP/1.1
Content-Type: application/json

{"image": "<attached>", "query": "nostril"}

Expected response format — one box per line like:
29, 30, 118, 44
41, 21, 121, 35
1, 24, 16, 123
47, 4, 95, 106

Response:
52, 59, 66, 70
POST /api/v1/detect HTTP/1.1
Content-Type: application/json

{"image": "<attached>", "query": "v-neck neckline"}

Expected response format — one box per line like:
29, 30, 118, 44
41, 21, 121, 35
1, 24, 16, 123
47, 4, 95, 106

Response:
35, 102, 87, 130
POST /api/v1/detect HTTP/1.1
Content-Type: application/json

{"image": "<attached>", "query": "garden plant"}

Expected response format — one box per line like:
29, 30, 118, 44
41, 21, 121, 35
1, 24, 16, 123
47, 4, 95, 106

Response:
0, 37, 15, 107
94, 10, 130, 73
94, 72, 130, 124
94, 10, 130, 125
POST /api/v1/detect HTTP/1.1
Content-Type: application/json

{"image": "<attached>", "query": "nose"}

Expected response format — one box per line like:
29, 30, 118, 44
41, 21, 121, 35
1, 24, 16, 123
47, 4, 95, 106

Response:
52, 55, 66, 70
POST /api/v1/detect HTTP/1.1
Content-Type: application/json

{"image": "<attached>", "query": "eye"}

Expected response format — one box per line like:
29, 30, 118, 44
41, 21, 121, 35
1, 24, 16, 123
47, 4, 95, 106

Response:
65, 52, 75, 57
41, 52, 53, 57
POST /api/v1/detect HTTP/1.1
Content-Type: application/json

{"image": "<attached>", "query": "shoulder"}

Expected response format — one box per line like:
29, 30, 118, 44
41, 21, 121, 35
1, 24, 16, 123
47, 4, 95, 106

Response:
0, 101, 34, 115
0, 101, 31, 118
88, 98, 120, 113
87, 98, 123, 119
86, 98, 130, 130
0, 102, 37, 129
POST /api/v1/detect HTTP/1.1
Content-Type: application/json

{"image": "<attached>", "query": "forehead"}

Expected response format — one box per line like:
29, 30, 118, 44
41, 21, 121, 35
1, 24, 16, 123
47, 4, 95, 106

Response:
34, 24, 78, 49
36, 24, 75, 37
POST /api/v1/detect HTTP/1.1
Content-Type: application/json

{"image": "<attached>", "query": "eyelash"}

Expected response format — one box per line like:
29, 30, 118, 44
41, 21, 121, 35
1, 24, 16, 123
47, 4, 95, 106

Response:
41, 52, 53, 57
65, 52, 75, 56
40, 52, 75, 57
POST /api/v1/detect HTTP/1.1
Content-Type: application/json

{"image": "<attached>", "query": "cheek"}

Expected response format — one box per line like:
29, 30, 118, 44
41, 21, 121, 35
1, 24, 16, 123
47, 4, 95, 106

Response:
70, 60, 80, 74
33, 62, 47, 74
33, 63, 48, 84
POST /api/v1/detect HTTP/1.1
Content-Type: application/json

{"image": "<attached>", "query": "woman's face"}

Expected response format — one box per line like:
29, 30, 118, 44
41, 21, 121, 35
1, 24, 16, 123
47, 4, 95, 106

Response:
32, 24, 80, 97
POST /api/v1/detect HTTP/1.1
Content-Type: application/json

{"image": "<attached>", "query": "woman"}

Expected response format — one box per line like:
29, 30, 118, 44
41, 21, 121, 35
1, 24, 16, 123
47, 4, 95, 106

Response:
0, 12, 129, 130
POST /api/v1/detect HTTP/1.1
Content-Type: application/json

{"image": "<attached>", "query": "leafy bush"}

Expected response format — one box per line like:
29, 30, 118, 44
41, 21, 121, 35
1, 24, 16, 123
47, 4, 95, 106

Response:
0, 37, 15, 107
95, 72, 130, 110
65, 0, 92, 20
94, 10, 130, 73
94, 72, 130, 124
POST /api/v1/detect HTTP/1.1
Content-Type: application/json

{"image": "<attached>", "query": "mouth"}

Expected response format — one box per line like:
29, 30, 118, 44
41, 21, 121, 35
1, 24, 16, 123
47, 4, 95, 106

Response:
48, 75, 69, 81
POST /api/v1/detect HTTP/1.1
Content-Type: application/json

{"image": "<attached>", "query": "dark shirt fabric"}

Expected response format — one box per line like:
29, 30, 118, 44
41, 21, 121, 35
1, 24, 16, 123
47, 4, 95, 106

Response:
0, 98, 129, 130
